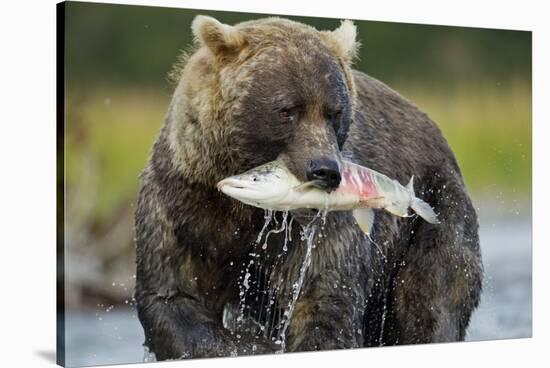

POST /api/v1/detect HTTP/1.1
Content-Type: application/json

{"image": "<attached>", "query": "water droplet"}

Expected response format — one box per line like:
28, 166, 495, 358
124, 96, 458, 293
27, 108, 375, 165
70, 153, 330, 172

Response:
243, 273, 251, 289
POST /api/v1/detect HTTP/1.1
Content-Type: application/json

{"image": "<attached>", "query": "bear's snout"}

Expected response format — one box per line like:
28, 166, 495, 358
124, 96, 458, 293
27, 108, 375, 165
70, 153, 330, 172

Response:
306, 157, 342, 191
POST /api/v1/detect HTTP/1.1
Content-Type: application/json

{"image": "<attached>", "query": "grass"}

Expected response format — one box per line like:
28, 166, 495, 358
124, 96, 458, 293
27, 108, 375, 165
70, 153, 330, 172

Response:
396, 80, 531, 198
65, 81, 531, 221
66, 87, 170, 221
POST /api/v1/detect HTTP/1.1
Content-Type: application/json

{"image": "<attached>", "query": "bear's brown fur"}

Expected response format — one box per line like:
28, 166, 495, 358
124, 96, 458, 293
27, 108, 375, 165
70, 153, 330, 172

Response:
135, 15, 482, 360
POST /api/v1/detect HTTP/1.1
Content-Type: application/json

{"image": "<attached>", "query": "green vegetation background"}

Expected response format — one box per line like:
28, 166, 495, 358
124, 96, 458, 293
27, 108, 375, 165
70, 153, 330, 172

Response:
62, 2, 531, 307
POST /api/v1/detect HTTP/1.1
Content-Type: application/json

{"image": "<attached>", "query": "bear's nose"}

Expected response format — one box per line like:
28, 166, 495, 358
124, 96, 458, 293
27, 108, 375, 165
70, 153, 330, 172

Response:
307, 158, 342, 191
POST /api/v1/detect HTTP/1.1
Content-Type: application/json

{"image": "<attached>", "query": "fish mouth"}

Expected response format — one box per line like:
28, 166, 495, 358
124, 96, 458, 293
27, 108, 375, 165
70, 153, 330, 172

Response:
216, 178, 254, 191
217, 176, 291, 209
216, 178, 266, 202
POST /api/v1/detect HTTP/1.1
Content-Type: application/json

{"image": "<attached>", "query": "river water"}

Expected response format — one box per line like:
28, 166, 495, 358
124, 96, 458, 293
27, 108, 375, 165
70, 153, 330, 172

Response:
64, 213, 532, 367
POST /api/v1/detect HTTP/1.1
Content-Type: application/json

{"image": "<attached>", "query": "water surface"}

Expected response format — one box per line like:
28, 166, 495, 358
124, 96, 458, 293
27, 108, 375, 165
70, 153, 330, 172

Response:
64, 216, 532, 367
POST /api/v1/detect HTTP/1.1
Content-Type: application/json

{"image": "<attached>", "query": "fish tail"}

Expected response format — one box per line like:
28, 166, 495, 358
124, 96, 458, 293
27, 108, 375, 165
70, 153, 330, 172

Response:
407, 176, 440, 224
411, 197, 440, 224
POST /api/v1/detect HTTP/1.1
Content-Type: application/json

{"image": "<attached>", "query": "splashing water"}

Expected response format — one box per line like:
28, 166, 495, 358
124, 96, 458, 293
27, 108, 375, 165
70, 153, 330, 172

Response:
262, 211, 289, 250
234, 209, 325, 351
365, 231, 389, 347
365, 234, 387, 262
237, 257, 256, 326
142, 346, 157, 363
275, 210, 323, 351
236, 210, 273, 328
378, 291, 388, 346
255, 213, 293, 324
237, 210, 291, 331
283, 216, 294, 252
256, 210, 274, 244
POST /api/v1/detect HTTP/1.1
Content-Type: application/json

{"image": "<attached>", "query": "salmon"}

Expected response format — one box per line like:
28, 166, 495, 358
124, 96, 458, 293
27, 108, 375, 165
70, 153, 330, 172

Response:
217, 160, 439, 235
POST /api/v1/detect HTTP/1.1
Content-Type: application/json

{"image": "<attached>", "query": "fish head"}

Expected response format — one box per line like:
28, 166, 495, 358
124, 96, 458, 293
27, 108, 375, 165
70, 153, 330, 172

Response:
217, 161, 295, 208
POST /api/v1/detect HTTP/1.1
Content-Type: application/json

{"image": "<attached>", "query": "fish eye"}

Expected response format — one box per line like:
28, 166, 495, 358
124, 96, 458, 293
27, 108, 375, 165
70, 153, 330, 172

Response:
252, 176, 258, 182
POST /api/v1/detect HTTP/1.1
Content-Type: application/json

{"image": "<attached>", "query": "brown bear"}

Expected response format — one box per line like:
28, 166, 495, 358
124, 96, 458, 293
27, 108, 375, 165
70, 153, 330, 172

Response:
134, 15, 482, 360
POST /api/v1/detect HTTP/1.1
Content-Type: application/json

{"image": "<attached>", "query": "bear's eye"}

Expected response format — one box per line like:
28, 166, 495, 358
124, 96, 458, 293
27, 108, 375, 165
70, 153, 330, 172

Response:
326, 109, 343, 134
326, 110, 342, 122
278, 107, 298, 123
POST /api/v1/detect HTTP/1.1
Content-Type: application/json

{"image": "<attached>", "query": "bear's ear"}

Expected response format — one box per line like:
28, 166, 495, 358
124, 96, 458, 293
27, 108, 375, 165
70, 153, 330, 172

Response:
321, 20, 360, 64
191, 15, 246, 56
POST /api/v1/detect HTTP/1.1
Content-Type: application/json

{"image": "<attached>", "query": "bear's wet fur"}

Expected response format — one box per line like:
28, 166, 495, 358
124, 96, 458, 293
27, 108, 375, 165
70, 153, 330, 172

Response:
134, 16, 482, 359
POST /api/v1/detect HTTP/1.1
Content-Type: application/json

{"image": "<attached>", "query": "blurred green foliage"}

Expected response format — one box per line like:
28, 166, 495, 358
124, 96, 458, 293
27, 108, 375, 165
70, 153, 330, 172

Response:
63, 1, 531, 223
64, 2, 531, 88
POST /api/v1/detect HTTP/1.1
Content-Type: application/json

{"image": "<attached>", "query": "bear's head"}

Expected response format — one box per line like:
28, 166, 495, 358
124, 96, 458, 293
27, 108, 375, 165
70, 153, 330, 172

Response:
168, 15, 359, 191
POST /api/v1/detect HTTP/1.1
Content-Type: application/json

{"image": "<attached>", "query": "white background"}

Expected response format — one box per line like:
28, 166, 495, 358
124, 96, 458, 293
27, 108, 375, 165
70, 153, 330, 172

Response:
0, 0, 548, 367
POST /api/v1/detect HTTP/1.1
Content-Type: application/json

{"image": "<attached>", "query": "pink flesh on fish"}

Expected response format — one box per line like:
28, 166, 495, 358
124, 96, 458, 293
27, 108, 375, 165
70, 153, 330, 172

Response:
338, 162, 379, 199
